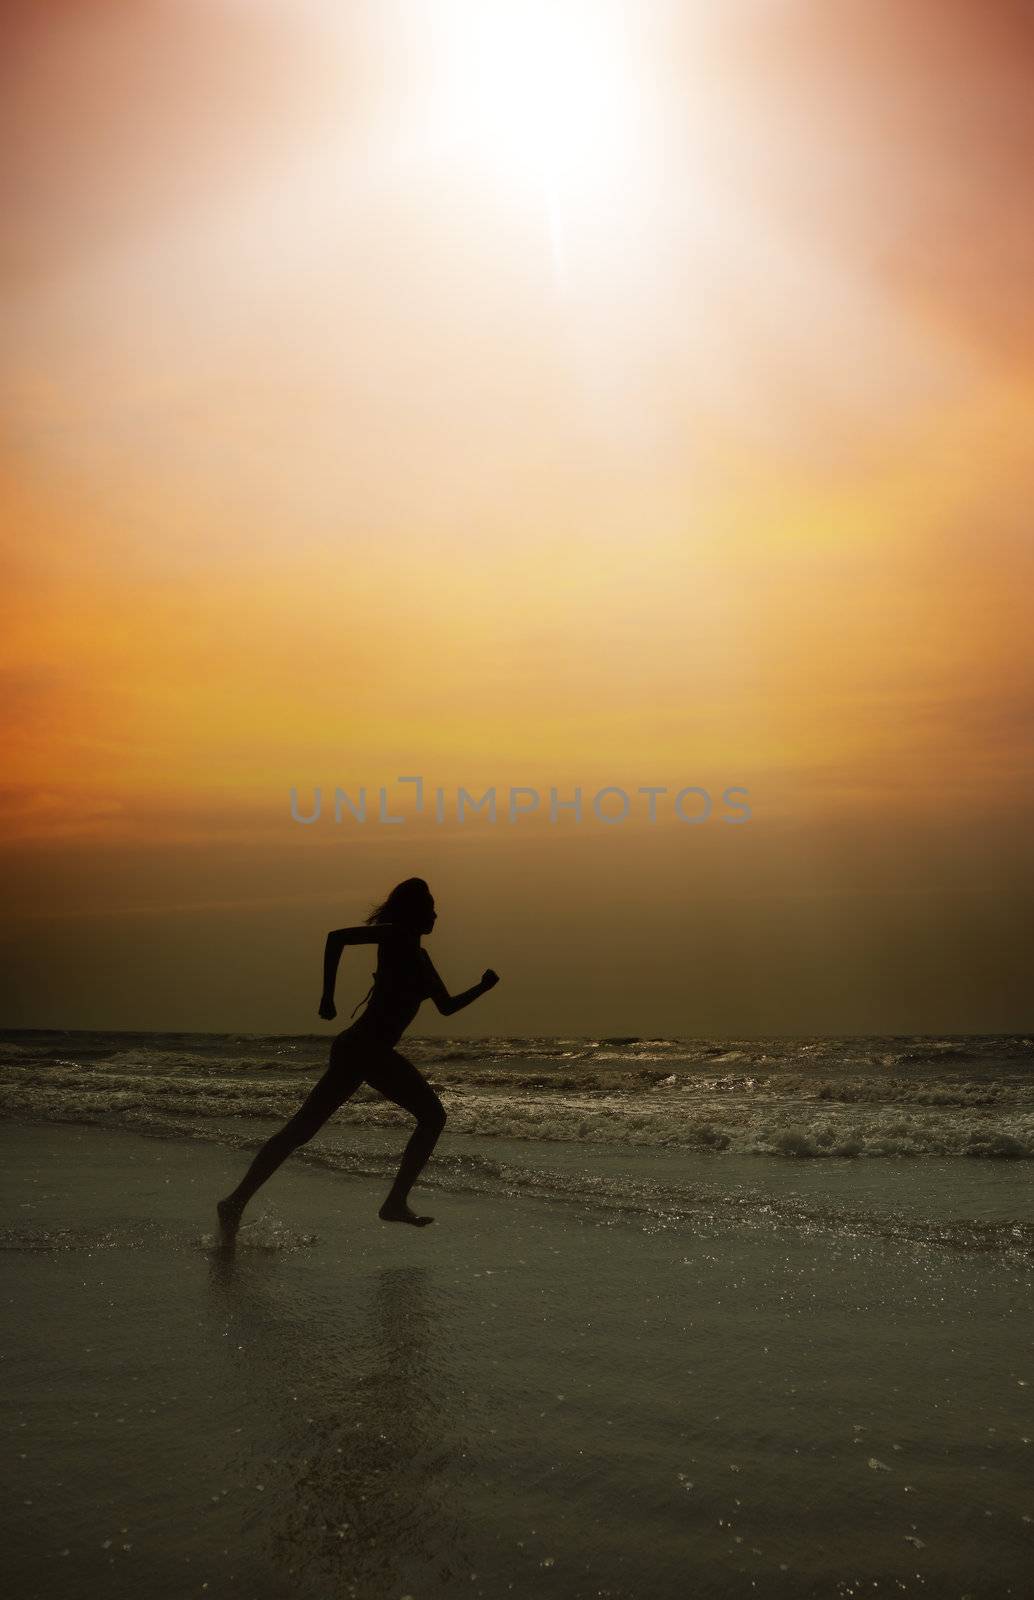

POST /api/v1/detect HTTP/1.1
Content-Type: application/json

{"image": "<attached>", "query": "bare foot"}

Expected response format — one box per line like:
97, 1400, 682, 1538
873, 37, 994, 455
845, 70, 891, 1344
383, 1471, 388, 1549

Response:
217, 1196, 244, 1245
378, 1198, 434, 1227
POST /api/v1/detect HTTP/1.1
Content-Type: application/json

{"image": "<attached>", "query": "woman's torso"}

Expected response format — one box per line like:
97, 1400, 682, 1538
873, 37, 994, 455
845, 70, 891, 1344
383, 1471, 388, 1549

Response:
349, 934, 429, 1045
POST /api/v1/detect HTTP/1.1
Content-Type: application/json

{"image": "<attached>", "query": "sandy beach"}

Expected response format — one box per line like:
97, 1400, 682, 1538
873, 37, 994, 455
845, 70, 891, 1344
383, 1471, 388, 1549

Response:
4, 1118, 1031, 1600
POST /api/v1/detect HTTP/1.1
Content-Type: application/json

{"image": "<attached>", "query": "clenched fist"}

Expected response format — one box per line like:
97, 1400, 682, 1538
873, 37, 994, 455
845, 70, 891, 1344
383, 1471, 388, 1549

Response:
318, 997, 337, 1021
481, 969, 500, 990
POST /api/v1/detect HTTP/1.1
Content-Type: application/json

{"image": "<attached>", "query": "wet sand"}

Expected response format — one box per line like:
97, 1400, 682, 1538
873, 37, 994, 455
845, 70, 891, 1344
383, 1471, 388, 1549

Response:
3, 1123, 1032, 1599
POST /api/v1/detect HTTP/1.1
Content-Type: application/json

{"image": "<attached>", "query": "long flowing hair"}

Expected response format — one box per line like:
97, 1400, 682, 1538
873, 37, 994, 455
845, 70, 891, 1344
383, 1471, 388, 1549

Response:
364, 877, 432, 928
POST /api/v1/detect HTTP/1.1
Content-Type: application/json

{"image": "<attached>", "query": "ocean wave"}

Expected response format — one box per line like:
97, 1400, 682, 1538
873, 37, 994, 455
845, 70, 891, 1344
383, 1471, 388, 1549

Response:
4, 1032, 1034, 1173
4, 1068, 1033, 1162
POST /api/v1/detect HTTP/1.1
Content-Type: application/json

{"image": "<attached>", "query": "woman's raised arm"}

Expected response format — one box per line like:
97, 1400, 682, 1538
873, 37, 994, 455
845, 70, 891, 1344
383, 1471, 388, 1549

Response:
330, 923, 397, 947
319, 924, 397, 1019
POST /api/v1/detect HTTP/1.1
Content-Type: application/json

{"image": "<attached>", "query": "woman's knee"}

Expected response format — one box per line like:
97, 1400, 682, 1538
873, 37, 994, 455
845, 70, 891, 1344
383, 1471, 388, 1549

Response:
420, 1099, 447, 1134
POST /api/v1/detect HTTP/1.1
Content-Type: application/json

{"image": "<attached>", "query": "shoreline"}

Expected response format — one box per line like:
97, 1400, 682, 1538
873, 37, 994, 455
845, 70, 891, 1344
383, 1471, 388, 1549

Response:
3, 1107, 1033, 1267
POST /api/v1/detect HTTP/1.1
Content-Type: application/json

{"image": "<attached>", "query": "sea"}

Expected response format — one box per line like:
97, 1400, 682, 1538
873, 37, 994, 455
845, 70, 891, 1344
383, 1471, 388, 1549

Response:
3, 1030, 1032, 1598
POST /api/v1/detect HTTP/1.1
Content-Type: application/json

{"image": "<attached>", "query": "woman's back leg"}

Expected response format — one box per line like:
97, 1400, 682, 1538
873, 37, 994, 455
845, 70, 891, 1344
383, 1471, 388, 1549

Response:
217, 1035, 366, 1239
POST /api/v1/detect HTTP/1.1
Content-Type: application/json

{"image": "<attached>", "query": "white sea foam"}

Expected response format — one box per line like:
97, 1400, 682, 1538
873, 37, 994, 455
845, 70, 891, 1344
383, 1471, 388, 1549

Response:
3, 1032, 1034, 1171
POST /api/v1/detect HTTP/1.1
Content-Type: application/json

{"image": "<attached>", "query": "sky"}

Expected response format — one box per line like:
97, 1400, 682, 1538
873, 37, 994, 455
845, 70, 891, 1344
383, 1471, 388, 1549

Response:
2, 0, 1032, 1035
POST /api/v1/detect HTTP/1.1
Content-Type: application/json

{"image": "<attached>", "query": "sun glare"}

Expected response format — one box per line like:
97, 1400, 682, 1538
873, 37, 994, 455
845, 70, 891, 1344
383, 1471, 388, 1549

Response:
432, 0, 640, 192
420, 0, 650, 287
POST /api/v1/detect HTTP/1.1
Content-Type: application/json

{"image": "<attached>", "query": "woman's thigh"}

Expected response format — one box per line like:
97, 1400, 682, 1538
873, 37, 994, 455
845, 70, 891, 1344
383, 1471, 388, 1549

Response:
286, 1028, 374, 1132
362, 1050, 445, 1124
287, 1062, 364, 1133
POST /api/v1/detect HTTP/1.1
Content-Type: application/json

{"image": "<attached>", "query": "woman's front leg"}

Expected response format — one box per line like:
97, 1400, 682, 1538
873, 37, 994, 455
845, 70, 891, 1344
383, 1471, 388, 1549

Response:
365, 1050, 448, 1227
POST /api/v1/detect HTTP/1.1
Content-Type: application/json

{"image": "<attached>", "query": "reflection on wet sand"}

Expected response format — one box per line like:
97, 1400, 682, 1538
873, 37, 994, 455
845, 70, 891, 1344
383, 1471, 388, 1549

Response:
207, 1254, 473, 1593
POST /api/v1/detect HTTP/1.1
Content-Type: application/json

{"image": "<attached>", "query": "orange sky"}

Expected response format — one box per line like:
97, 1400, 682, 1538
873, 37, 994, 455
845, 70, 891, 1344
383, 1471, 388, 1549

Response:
2, 0, 1032, 1033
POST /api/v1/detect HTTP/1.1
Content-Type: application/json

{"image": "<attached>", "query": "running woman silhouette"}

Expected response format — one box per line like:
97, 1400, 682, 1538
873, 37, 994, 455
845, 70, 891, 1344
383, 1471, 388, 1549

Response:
217, 878, 499, 1241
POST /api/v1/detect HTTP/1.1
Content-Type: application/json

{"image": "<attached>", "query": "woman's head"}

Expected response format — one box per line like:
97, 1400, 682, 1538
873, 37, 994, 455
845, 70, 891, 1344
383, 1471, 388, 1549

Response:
364, 877, 436, 935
